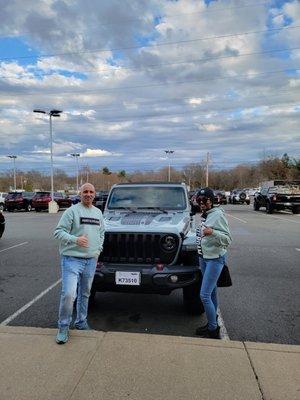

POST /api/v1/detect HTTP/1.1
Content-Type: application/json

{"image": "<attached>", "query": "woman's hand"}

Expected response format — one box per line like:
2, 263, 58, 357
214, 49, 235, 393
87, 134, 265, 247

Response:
202, 227, 213, 236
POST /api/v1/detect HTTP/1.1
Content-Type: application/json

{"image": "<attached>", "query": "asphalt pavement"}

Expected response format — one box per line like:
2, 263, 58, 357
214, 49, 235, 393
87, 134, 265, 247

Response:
0, 205, 299, 344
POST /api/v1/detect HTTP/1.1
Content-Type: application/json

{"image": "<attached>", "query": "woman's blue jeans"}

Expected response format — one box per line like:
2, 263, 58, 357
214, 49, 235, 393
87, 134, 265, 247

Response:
58, 255, 97, 329
199, 255, 225, 330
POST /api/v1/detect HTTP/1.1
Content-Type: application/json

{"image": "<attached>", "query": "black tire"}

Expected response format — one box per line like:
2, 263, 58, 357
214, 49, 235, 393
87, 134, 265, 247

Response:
292, 206, 300, 214
183, 281, 205, 315
88, 288, 96, 308
0, 203, 4, 212
266, 202, 274, 214
239, 192, 246, 201
253, 201, 260, 211
181, 252, 204, 315
246, 200, 250, 205
25, 203, 32, 212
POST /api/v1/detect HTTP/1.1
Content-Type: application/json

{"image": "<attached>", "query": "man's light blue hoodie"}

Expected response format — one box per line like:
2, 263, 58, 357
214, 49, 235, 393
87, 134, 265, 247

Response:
54, 203, 105, 259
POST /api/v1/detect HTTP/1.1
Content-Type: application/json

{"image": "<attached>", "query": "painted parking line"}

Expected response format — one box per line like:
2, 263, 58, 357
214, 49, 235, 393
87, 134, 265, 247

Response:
250, 211, 300, 224
0, 242, 28, 253
271, 216, 300, 224
225, 213, 247, 224
0, 278, 61, 326
218, 308, 230, 341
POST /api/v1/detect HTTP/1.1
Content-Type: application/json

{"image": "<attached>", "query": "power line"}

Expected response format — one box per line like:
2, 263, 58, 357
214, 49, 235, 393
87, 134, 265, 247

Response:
0, 1, 270, 39
1, 45, 299, 80
2, 67, 299, 96
1, 24, 299, 61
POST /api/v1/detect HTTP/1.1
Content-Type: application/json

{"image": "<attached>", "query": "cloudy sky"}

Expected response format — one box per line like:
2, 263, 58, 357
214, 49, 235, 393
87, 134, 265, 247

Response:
0, 0, 299, 175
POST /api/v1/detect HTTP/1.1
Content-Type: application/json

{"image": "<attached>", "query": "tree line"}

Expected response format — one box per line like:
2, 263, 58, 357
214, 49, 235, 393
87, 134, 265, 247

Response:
0, 154, 299, 192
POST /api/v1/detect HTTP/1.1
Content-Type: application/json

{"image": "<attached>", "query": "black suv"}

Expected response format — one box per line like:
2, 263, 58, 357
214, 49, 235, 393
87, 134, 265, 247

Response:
254, 181, 300, 214
94, 191, 109, 211
5, 192, 35, 212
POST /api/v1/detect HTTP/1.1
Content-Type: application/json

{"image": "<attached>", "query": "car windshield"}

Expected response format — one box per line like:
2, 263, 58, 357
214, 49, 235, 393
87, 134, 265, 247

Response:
107, 186, 187, 210
35, 192, 51, 197
269, 185, 300, 194
6, 193, 22, 199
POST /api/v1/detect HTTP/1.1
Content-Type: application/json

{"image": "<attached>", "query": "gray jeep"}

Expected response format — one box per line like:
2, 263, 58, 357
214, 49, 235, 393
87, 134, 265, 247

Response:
91, 182, 204, 315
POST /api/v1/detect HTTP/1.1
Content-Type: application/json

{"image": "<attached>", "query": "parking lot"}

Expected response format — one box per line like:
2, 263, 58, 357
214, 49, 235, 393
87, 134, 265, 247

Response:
0, 204, 299, 345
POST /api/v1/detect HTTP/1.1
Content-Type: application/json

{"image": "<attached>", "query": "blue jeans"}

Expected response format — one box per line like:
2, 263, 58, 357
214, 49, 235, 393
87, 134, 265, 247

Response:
199, 255, 225, 330
58, 255, 97, 329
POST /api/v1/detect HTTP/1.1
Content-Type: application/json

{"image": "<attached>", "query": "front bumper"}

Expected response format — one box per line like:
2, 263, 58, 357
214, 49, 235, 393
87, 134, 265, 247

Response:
92, 263, 200, 294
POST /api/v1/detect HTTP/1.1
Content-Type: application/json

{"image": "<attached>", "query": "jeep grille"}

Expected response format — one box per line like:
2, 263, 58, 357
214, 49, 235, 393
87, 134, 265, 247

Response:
101, 232, 180, 265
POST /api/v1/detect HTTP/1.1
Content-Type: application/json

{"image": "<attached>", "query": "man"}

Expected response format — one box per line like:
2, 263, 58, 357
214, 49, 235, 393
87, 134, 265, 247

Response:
195, 187, 232, 339
54, 183, 105, 344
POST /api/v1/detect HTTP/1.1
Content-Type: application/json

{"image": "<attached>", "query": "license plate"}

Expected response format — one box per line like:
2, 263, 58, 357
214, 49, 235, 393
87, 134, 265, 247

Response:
115, 271, 140, 286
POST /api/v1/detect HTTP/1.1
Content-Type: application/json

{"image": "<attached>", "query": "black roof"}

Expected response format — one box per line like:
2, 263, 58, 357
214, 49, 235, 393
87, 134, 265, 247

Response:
113, 182, 185, 185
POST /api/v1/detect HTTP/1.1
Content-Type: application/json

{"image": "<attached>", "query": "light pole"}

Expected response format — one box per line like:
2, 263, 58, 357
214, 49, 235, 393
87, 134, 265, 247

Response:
70, 153, 80, 193
164, 150, 174, 182
33, 108, 62, 212
7, 155, 17, 191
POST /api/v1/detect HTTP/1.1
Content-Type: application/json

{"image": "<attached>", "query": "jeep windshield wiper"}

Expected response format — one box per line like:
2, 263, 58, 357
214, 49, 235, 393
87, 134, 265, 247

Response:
115, 207, 137, 213
138, 207, 168, 214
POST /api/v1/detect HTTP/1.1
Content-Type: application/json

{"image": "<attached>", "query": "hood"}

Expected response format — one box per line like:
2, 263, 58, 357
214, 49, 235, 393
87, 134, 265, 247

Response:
104, 210, 190, 235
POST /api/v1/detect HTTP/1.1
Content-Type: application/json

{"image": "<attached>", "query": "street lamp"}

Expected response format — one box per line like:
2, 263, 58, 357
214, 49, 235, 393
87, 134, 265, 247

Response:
7, 155, 17, 191
33, 109, 62, 212
70, 153, 80, 193
164, 150, 174, 182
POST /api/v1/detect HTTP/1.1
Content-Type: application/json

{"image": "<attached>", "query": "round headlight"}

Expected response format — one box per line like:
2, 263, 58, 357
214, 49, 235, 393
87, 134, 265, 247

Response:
161, 235, 177, 251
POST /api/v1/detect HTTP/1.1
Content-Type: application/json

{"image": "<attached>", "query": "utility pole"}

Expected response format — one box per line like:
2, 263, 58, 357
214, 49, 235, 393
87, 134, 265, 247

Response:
164, 150, 174, 182
205, 152, 210, 187
7, 155, 17, 191
70, 153, 80, 193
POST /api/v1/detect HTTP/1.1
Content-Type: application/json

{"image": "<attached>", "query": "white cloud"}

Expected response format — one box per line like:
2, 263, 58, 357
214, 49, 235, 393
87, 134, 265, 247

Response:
81, 148, 122, 157
198, 124, 222, 132
0, 0, 299, 172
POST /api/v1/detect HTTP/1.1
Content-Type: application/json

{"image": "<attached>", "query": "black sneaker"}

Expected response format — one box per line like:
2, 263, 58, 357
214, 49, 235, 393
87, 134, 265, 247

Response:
196, 325, 220, 339
195, 323, 208, 335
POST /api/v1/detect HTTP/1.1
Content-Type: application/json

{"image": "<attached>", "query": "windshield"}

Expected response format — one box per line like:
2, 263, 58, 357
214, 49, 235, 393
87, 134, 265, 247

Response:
6, 193, 22, 199
269, 185, 300, 194
107, 186, 187, 210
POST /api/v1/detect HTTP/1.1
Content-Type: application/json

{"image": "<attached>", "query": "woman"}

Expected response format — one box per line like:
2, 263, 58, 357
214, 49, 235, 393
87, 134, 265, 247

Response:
195, 187, 232, 339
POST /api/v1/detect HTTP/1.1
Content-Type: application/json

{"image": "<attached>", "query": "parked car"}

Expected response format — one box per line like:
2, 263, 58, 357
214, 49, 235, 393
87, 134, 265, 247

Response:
94, 191, 109, 211
91, 182, 204, 315
229, 189, 250, 205
253, 180, 300, 214
32, 191, 72, 211
213, 190, 227, 205
0, 212, 5, 238
69, 194, 81, 205
0, 192, 8, 212
5, 191, 35, 212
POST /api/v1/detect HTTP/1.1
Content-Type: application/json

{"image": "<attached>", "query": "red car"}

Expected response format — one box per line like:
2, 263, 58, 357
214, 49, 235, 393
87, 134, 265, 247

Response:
32, 192, 72, 212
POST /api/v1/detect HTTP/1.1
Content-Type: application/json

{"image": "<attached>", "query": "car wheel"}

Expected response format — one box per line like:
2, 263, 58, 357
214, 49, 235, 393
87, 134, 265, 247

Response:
88, 288, 97, 308
183, 281, 205, 315
0, 203, 4, 212
25, 204, 32, 212
253, 201, 260, 211
181, 252, 204, 315
266, 202, 274, 214
292, 206, 300, 214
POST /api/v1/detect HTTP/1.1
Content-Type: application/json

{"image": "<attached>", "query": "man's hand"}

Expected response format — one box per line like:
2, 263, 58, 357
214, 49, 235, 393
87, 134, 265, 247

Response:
76, 235, 89, 247
202, 227, 213, 236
